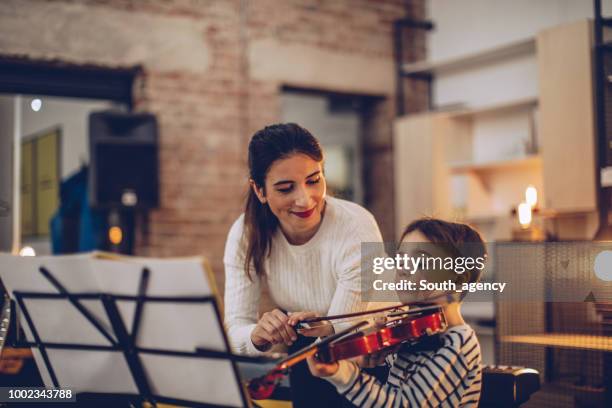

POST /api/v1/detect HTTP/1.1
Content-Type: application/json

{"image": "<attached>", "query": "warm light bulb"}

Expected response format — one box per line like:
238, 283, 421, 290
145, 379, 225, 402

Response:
19, 246, 36, 256
109, 226, 123, 245
525, 185, 538, 208
518, 202, 532, 229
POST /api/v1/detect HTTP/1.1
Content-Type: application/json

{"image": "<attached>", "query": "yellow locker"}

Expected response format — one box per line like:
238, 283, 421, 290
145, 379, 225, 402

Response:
35, 130, 59, 236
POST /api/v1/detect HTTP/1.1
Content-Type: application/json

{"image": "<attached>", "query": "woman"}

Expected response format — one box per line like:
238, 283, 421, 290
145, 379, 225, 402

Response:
223, 123, 383, 406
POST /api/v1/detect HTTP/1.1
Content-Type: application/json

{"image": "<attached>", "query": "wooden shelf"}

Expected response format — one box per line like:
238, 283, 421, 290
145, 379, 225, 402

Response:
447, 97, 538, 120
394, 21, 596, 241
402, 37, 535, 76
533, 208, 595, 218
461, 208, 591, 223
500, 333, 612, 352
449, 155, 541, 175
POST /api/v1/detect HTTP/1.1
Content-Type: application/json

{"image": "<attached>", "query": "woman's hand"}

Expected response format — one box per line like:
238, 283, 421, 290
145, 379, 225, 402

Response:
307, 355, 339, 377
287, 311, 334, 338
251, 309, 298, 349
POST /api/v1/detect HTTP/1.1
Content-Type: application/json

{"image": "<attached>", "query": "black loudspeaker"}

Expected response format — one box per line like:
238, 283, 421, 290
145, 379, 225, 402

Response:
89, 111, 159, 209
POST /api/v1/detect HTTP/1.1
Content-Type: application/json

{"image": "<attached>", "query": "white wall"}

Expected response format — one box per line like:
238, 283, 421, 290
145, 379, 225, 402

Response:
433, 55, 538, 109
20, 96, 120, 179
281, 92, 364, 204
425, 0, 609, 166
428, 0, 610, 109
428, 0, 608, 61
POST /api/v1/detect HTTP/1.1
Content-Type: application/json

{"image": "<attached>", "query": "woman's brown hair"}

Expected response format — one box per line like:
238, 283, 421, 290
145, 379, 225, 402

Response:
244, 123, 323, 279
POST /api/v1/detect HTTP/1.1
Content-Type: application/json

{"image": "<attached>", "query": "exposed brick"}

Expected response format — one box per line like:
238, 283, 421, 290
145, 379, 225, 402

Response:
0, 0, 427, 298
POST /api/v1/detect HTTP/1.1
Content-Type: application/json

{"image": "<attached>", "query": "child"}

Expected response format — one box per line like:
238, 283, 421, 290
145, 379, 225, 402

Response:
307, 218, 486, 407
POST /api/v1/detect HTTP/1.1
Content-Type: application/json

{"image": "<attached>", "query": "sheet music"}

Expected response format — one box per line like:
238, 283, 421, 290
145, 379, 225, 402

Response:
0, 252, 245, 407
141, 354, 245, 407
90, 256, 215, 297
48, 350, 138, 394
118, 301, 227, 352
19, 299, 114, 346
0, 253, 99, 294
0, 253, 112, 388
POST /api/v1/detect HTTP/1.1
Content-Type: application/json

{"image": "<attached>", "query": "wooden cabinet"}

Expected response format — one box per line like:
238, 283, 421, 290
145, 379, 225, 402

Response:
393, 113, 453, 239
537, 20, 597, 213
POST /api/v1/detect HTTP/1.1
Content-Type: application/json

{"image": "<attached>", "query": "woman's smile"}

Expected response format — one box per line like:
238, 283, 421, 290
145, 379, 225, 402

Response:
291, 207, 316, 218
251, 152, 327, 245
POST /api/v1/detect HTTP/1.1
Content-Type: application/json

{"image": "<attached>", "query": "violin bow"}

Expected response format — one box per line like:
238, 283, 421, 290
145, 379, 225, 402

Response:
298, 295, 449, 326
297, 304, 407, 325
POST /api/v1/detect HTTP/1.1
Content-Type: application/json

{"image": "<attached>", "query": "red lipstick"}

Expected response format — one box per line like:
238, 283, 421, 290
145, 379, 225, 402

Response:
292, 208, 315, 218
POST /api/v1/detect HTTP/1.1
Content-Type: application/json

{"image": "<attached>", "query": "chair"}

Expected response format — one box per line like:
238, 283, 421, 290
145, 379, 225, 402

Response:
479, 365, 541, 407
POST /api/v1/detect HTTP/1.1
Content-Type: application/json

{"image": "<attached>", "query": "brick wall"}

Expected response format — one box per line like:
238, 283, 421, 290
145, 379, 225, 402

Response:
0, 0, 428, 296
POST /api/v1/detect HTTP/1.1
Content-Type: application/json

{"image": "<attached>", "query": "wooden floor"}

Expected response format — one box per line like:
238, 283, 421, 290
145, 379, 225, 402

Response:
157, 399, 292, 408
254, 400, 293, 408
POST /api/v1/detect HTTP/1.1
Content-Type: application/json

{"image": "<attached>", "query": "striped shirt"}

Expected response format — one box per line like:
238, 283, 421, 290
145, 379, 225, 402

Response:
324, 324, 482, 407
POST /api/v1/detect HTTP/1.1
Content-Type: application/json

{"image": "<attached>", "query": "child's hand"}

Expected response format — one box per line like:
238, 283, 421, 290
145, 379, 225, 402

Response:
288, 311, 334, 338
356, 352, 387, 368
356, 344, 401, 368
307, 355, 339, 377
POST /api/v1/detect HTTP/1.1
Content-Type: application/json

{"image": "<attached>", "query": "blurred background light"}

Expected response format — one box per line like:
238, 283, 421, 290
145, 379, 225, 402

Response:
525, 185, 538, 208
30, 98, 42, 112
18, 246, 35, 256
518, 202, 532, 228
109, 226, 123, 245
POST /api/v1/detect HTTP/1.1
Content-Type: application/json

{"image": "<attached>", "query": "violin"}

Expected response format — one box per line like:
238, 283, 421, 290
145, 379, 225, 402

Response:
246, 304, 447, 400
247, 320, 369, 400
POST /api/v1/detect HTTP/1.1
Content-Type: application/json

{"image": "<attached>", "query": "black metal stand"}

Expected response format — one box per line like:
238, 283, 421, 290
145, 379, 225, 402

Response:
10, 265, 257, 408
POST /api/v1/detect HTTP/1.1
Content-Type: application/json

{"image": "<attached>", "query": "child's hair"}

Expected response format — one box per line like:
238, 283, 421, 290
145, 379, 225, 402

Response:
400, 218, 487, 297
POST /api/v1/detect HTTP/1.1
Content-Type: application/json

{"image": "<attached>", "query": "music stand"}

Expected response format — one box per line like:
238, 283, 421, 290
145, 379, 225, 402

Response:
1, 253, 260, 408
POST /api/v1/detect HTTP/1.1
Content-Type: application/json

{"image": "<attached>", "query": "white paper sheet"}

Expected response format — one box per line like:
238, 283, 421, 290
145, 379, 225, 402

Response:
141, 353, 245, 407
48, 350, 138, 394
117, 301, 227, 352
0, 252, 245, 407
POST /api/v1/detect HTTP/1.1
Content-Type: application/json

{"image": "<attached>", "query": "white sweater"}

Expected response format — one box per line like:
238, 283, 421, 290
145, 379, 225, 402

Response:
223, 196, 384, 355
